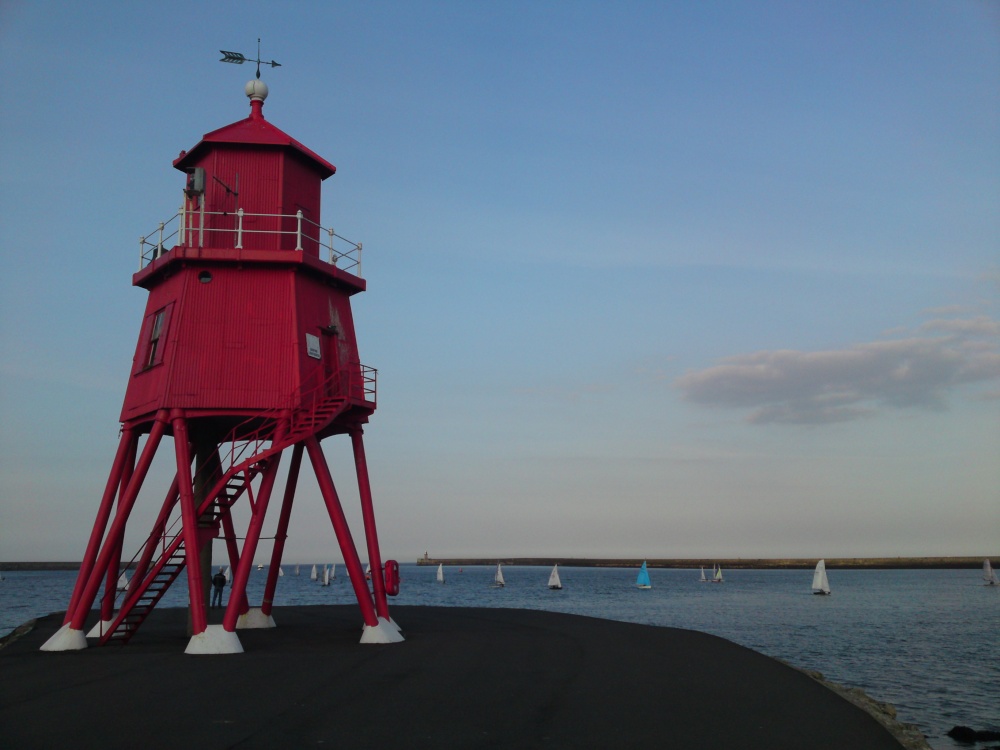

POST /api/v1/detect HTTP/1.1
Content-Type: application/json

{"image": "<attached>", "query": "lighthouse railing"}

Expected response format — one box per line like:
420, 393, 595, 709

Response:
140, 210, 362, 275
219, 363, 377, 471
138, 212, 182, 270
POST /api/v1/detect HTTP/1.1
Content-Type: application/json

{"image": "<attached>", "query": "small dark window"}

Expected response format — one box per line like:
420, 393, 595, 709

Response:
135, 302, 173, 374
198, 271, 213, 284
146, 310, 166, 368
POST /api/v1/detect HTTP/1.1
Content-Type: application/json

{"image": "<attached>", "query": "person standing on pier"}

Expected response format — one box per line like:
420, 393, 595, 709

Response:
211, 569, 227, 607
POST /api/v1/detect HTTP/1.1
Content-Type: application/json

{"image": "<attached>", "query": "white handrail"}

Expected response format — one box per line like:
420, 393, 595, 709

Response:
139, 208, 363, 275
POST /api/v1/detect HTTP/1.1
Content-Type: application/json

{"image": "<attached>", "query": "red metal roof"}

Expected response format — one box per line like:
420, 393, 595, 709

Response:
173, 105, 336, 179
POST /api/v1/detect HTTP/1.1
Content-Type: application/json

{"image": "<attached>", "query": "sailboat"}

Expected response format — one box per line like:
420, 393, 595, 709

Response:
322, 566, 330, 586
636, 561, 652, 589
711, 564, 724, 583
365, 563, 372, 581
310, 564, 318, 581
548, 565, 562, 590
330, 563, 336, 580
983, 559, 999, 586
699, 567, 708, 583
436, 563, 445, 584
116, 573, 129, 592
811, 559, 831, 595
494, 562, 505, 588
223, 566, 231, 583
295, 565, 300, 576
278, 566, 284, 577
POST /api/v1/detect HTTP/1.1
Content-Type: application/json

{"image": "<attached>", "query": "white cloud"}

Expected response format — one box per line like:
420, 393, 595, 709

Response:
920, 316, 1000, 336
675, 316, 1000, 425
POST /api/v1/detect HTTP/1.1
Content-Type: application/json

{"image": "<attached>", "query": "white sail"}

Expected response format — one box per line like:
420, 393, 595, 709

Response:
548, 565, 562, 590
223, 566, 231, 583
436, 563, 445, 583
278, 566, 284, 577
812, 559, 831, 595
310, 564, 318, 581
494, 563, 505, 587
984, 559, 999, 586
295, 565, 300, 576
700, 567, 707, 582
116, 573, 129, 591
712, 564, 724, 583
323, 566, 330, 586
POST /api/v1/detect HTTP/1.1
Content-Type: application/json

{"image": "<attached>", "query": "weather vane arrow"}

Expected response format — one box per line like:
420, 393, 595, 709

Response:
219, 39, 281, 79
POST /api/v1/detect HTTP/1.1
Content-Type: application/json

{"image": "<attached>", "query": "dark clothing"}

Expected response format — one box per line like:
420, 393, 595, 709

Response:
211, 572, 226, 607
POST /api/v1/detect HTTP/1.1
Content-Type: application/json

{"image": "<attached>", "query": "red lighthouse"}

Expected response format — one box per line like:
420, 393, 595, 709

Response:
42, 78, 402, 653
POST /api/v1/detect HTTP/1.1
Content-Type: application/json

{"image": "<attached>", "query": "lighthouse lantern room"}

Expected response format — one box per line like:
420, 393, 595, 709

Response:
42, 77, 402, 654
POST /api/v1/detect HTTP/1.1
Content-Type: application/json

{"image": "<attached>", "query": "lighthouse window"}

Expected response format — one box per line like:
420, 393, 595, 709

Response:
146, 311, 166, 367
135, 303, 173, 374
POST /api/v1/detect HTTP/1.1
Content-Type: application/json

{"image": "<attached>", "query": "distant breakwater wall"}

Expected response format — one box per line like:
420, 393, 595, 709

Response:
3, 556, 991, 571
0, 562, 83, 571
415, 557, 991, 570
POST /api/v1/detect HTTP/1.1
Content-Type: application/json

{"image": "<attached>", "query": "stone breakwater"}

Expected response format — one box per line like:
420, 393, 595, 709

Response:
789, 664, 931, 750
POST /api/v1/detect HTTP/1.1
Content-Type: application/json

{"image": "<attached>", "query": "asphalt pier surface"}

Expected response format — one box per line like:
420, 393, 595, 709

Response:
1, 605, 905, 749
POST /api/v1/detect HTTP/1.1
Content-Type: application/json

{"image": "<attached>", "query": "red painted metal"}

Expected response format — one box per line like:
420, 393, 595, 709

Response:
221, 455, 284, 631
171, 415, 207, 635
261, 443, 303, 617
384, 560, 400, 597
68, 413, 169, 631
52, 84, 394, 651
305, 436, 379, 627
351, 429, 389, 620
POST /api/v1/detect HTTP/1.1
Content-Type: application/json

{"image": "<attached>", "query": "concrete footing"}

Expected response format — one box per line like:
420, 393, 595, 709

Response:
236, 607, 276, 630
39, 624, 87, 652
360, 617, 405, 644
185, 624, 244, 655
86, 618, 115, 639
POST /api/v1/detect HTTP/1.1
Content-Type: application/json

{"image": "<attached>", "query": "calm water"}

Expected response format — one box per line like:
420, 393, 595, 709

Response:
2, 564, 997, 749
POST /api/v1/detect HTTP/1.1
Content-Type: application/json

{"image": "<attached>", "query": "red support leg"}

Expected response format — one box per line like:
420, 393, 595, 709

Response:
67, 414, 169, 631
222, 449, 284, 632
351, 429, 389, 620
305, 436, 379, 627
119, 475, 179, 612
100, 437, 138, 622
63, 429, 137, 624
171, 414, 207, 636
261, 443, 303, 617
220, 511, 249, 615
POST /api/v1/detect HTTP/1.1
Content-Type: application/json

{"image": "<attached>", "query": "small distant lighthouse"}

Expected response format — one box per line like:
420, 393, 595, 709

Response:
43, 74, 401, 653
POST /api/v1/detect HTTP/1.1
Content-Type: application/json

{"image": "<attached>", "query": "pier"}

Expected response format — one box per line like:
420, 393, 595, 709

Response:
1, 605, 912, 749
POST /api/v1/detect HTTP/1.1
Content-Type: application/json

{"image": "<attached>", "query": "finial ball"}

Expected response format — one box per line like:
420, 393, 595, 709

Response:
245, 80, 269, 102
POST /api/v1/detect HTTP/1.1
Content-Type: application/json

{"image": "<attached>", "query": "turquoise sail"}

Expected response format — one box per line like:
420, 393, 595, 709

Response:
636, 561, 652, 589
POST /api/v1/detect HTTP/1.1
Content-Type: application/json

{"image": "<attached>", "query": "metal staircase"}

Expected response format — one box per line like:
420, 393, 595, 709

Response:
98, 390, 351, 645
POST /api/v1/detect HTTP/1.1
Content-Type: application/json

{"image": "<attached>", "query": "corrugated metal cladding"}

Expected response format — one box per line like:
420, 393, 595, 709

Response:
281, 153, 324, 256
167, 266, 296, 410
119, 274, 186, 423
295, 277, 363, 401
202, 147, 283, 251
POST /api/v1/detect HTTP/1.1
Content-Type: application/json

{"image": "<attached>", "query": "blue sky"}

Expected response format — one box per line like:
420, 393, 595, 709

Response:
1, 1, 997, 563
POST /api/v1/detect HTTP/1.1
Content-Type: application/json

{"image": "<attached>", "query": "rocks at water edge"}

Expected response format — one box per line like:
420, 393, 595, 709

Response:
947, 726, 1000, 743
788, 666, 930, 750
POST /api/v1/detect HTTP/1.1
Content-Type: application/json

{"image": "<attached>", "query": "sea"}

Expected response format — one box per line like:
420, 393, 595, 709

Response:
1, 564, 997, 749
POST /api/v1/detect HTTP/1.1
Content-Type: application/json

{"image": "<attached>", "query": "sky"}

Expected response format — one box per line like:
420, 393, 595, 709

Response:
1, 1, 998, 565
